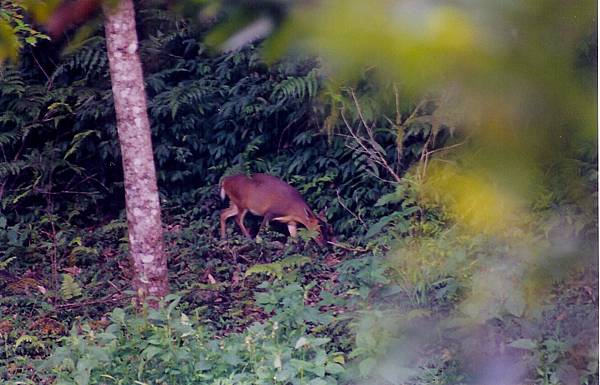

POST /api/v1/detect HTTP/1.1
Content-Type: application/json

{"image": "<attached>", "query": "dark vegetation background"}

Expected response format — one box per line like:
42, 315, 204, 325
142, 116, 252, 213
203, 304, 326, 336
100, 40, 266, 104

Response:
0, 2, 597, 384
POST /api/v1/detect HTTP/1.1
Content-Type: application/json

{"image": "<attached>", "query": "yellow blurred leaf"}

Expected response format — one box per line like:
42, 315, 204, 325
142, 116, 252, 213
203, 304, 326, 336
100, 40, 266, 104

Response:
0, 18, 18, 62
421, 162, 526, 234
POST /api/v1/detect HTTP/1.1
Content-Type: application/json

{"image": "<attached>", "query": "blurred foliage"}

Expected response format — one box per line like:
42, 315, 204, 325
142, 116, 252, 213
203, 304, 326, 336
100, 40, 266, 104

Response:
0, 5, 432, 236
0, 0, 597, 384
260, 0, 596, 221
0, 0, 50, 62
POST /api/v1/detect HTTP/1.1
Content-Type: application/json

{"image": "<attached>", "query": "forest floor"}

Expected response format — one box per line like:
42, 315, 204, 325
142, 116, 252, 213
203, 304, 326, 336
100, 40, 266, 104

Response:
0, 214, 598, 385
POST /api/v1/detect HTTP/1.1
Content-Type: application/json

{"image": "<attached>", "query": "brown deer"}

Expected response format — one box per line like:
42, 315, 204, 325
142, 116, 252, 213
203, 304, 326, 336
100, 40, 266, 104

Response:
219, 173, 327, 246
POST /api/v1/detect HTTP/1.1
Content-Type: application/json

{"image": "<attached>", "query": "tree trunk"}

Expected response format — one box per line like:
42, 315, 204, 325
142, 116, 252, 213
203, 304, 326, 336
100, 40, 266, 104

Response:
103, 0, 168, 304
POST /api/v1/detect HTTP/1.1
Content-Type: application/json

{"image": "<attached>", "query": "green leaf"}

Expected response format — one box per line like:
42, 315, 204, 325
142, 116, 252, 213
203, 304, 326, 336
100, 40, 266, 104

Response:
143, 346, 163, 360
311, 337, 331, 347
111, 308, 126, 324
7, 229, 18, 245
508, 338, 537, 350
89, 346, 110, 362
194, 359, 212, 371
75, 357, 95, 385
64, 130, 97, 160
381, 365, 419, 382
97, 332, 117, 341
60, 274, 82, 300
358, 357, 377, 377
366, 214, 395, 238
504, 292, 526, 317
325, 362, 345, 374
166, 294, 181, 317
295, 336, 309, 349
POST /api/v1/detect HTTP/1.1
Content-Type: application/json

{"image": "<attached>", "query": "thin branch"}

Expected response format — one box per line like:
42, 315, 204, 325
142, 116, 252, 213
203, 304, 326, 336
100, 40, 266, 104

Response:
362, 168, 399, 185
429, 158, 457, 165
55, 294, 129, 310
45, 172, 59, 292
340, 139, 390, 170
426, 140, 467, 156
340, 109, 376, 161
418, 132, 434, 181
31, 53, 52, 89
392, 84, 403, 174
393, 83, 402, 125
349, 88, 377, 143
327, 241, 369, 253
340, 108, 401, 183
336, 188, 368, 230
38, 190, 100, 196
277, 120, 295, 153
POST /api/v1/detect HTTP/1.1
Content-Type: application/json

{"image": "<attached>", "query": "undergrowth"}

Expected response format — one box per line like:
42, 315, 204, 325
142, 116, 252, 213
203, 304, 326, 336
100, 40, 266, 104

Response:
0, 2, 597, 385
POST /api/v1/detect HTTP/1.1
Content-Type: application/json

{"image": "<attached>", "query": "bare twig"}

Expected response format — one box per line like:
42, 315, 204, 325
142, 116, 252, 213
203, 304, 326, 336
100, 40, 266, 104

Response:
340, 107, 401, 183
337, 132, 391, 171
107, 280, 122, 293
44, 173, 60, 292
55, 294, 129, 310
277, 120, 295, 153
393, 84, 402, 125
427, 140, 467, 156
38, 190, 99, 196
335, 188, 368, 230
392, 84, 403, 173
31, 53, 53, 89
418, 132, 434, 181
327, 241, 369, 253
350, 88, 377, 143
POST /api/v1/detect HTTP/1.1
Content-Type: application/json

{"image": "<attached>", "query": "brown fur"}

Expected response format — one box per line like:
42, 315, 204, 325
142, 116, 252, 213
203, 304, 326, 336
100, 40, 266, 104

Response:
219, 173, 325, 246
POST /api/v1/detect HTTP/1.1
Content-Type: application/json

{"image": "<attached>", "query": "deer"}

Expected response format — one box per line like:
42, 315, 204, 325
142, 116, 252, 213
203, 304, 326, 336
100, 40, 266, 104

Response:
219, 173, 328, 246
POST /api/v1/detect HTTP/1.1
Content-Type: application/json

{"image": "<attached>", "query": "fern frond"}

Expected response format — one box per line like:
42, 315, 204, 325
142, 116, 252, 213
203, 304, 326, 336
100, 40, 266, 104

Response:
245, 255, 311, 279
271, 68, 319, 104
15, 335, 45, 349
60, 274, 82, 300
0, 129, 20, 145
0, 68, 25, 97
151, 80, 214, 119
0, 256, 15, 270
53, 36, 108, 81
64, 130, 99, 159
0, 160, 27, 178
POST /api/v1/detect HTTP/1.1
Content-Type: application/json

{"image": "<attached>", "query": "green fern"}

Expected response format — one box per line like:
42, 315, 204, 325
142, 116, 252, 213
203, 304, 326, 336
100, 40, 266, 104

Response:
245, 255, 311, 279
60, 274, 82, 300
64, 130, 99, 160
152, 80, 213, 119
0, 68, 25, 96
15, 335, 45, 349
0, 256, 15, 270
0, 160, 27, 178
271, 68, 319, 104
101, 220, 128, 234
53, 36, 108, 81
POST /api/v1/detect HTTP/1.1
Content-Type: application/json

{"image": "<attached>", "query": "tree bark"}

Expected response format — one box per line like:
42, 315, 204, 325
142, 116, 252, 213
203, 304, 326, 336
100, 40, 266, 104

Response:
103, 0, 168, 304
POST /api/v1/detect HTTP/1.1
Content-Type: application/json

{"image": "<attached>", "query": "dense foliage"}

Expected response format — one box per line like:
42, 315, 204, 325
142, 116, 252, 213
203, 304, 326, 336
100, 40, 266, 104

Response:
0, 2, 597, 385
0, 7, 437, 234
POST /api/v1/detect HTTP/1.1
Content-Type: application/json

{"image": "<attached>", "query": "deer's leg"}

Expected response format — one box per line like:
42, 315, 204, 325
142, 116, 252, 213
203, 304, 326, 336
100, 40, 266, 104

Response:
287, 222, 298, 238
220, 204, 239, 239
257, 213, 275, 237
235, 209, 251, 238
